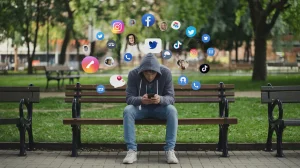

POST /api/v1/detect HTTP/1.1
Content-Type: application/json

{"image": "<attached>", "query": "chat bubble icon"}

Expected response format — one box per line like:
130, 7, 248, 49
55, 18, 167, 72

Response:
110, 75, 126, 88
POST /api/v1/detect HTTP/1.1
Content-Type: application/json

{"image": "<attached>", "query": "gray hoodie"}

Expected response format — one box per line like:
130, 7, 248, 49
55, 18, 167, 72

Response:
126, 53, 175, 107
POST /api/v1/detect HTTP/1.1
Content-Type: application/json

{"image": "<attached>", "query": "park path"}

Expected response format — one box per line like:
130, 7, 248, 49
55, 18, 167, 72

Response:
0, 150, 299, 168
40, 91, 261, 98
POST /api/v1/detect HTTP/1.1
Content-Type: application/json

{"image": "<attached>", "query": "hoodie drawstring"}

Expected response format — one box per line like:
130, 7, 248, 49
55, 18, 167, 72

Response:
139, 79, 159, 111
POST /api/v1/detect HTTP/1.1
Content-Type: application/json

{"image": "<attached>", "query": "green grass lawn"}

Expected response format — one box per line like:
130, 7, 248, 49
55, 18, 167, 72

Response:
0, 73, 300, 91
0, 97, 299, 143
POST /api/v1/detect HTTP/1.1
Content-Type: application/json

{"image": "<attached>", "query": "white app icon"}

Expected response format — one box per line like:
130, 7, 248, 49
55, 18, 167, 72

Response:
144, 38, 162, 54
171, 21, 181, 30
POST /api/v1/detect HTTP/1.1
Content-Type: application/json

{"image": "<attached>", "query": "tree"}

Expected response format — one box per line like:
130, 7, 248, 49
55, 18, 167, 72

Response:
248, 0, 290, 81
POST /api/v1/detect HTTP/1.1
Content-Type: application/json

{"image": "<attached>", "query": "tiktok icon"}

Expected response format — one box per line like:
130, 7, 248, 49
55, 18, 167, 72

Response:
199, 64, 210, 73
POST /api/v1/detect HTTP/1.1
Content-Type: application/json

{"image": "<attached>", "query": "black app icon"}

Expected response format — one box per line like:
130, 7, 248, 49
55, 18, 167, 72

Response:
199, 64, 210, 73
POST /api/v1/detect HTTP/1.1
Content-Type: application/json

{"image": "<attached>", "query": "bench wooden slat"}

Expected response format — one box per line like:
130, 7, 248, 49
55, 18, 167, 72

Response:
0, 92, 40, 102
64, 97, 235, 103
284, 119, 300, 126
45, 66, 71, 71
63, 118, 238, 125
65, 84, 235, 90
261, 91, 300, 103
0, 87, 40, 92
65, 91, 235, 97
0, 118, 20, 125
261, 86, 300, 92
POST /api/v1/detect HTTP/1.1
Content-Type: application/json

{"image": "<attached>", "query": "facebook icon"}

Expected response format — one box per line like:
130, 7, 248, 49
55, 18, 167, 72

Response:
141, 14, 155, 27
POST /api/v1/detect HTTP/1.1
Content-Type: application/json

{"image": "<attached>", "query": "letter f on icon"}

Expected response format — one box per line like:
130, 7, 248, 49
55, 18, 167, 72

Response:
145, 16, 151, 27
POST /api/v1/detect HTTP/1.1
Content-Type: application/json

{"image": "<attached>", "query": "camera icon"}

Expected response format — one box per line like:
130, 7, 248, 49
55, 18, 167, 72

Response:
111, 20, 124, 34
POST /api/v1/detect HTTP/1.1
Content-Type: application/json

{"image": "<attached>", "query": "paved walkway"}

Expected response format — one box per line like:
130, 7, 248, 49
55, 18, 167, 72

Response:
0, 150, 299, 168
40, 91, 261, 98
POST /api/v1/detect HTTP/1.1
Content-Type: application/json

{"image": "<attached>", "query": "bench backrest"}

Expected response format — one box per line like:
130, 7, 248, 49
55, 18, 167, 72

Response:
0, 86, 40, 103
261, 85, 300, 103
0, 63, 8, 70
65, 82, 235, 103
45, 66, 70, 71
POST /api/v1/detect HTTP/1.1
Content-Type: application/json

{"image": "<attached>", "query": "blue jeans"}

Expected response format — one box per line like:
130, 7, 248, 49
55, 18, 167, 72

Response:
123, 104, 178, 151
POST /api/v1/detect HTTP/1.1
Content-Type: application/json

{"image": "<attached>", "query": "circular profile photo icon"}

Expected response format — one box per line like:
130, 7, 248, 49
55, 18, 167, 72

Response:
104, 57, 114, 67
129, 19, 136, 26
126, 34, 137, 46
177, 59, 189, 70
82, 45, 90, 56
159, 21, 168, 31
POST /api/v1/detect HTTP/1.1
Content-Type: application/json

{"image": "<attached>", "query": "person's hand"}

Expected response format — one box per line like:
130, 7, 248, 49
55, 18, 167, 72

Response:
151, 94, 160, 104
141, 94, 152, 105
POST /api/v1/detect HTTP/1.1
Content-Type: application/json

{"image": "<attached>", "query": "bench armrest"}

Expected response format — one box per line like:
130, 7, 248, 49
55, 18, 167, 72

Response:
46, 70, 60, 78
19, 99, 32, 128
269, 99, 284, 122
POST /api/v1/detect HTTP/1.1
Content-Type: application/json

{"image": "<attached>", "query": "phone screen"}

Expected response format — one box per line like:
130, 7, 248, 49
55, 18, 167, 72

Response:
148, 93, 155, 99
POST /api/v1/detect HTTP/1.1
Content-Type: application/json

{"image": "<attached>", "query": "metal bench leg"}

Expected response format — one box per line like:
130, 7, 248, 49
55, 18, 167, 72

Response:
265, 124, 274, 151
71, 125, 78, 157
221, 124, 229, 157
27, 124, 34, 150
275, 125, 285, 157
46, 80, 49, 89
57, 80, 60, 90
216, 124, 223, 151
18, 125, 26, 156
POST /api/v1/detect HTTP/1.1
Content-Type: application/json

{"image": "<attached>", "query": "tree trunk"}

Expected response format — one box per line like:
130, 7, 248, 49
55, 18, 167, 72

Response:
59, 24, 71, 65
116, 34, 122, 74
252, 36, 267, 81
14, 45, 18, 72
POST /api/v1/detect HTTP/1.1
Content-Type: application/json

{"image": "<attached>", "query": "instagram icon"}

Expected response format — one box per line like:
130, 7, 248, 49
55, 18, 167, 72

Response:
111, 20, 124, 34
190, 49, 198, 59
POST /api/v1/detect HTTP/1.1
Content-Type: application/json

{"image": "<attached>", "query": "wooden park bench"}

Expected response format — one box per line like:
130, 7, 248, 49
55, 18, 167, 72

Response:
63, 82, 238, 157
0, 63, 8, 74
45, 66, 80, 89
0, 85, 40, 156
33, 65, 45, 74
261, 84, 300, 157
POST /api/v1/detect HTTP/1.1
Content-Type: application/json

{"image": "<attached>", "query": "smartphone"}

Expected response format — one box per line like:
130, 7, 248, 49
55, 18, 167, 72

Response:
147, 93, 155, 99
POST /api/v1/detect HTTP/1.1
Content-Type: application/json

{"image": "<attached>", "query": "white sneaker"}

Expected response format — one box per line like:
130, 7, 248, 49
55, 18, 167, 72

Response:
165, 149, 179, 164
123, 149, 137, 164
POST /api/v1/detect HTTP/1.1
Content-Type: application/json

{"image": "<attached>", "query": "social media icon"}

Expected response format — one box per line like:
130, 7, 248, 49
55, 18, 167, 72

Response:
129, 19, 136, 26
190, 49, 198, 58
186, 26, 196, 37
82, 56, 99, 73
202, 34, 210, 43
96, 32, 104, 40
162, 50, 172, 59
171, 21, 181, 30
207, 48, 215, 56
173, 41, 182, 49
199, 64, 210, 73
110, 75, 126, 88
107, 40, 116, 49
124, 53, 133, 62
178, 75, 188, 86
111, 20, 124, 34
144, 38, 162, 53
96, 85, 105, 94
191, 81, 201, 90
104, 57, 114, 67
82, 45, 90, 56
141, 14, 155, 27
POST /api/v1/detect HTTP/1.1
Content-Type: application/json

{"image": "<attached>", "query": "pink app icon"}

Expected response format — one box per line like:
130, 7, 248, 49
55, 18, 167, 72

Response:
190, 49, 198, 58
81, 56, 99, 73
111, 20, 125, 34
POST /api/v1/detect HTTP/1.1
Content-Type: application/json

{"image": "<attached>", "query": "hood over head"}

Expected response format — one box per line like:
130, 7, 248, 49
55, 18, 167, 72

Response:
138, 53, 162, 77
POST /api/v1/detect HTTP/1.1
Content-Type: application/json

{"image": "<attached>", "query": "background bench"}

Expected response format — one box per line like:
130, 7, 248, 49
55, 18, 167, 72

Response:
0, 63, 8, 74
261, 84, 300, 157
0, 85, 40, 156
45, 66, 80, 89
33, 65, 45, 74
63, 82, 238, 157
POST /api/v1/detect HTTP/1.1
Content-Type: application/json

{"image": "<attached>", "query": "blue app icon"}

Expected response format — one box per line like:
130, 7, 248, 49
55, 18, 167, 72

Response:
202, 34, 210, 43
96, 32, 104, 40
162, 50, 172, 59
186, 26, 196, 37
96, 85, 105, 94
191, 81, 201, 90
178, 75, 188, 86
141, 14, 155, 27
207, 48, 215, 56
124, 53, 133, 62
149, 41, 157, 49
